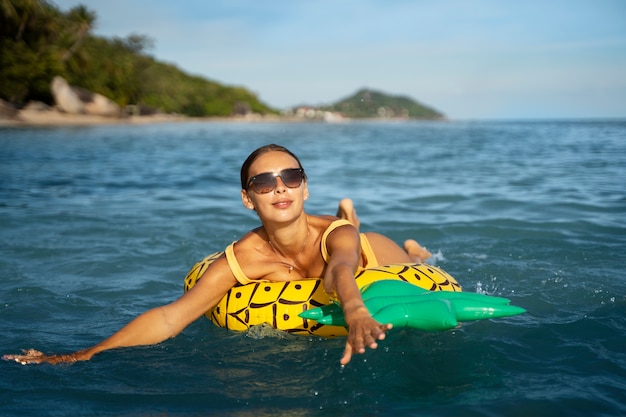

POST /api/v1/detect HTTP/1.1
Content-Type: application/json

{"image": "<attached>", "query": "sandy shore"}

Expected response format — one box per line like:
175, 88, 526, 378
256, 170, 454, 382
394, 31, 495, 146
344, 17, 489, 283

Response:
0, 108, 195, 127
0, 107, 298, 127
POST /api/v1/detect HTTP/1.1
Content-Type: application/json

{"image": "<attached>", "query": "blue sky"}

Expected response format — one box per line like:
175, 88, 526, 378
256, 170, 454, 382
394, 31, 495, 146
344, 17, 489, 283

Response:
53, 0, 626, 119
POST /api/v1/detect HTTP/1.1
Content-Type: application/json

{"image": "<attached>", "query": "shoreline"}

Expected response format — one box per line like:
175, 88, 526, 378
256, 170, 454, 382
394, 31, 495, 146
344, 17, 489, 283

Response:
0, 108, 186, 127
1, 110, 619, 128
0, 108, 292, 127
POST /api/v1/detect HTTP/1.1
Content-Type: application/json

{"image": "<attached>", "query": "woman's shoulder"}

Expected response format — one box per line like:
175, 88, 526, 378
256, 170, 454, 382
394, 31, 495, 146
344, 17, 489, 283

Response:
309, 214, 342, 230
228, 228, 280, 282
232, 226, 268, 251
310, 215, 354, 234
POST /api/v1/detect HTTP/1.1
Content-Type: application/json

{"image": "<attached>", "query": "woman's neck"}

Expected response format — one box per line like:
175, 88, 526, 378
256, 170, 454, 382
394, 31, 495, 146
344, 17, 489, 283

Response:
265, 214, 310, 259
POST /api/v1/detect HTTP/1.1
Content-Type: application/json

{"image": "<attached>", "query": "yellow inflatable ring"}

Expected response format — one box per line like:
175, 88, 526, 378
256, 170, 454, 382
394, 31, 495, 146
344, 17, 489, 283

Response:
183, 252, 462, 337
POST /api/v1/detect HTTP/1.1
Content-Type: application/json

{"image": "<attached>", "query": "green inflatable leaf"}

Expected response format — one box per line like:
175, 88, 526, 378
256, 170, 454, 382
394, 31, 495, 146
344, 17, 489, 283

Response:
299, 280, 526, 332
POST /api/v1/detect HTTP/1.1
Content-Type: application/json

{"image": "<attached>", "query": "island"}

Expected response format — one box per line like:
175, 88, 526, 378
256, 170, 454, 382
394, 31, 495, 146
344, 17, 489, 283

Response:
1, 1, 444, 125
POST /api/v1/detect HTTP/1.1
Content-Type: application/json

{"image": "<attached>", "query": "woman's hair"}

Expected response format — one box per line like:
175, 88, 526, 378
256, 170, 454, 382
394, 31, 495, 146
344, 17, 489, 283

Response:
240, 144, 306, 189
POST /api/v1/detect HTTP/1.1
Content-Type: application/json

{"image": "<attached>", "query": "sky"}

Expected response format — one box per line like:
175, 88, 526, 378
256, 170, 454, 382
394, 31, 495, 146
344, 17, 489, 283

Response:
52, 0, 626, 120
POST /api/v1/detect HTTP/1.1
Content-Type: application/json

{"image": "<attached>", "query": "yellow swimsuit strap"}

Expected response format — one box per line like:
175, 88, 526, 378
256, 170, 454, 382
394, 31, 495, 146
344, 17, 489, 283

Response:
225, 242, 269, 285
320, 219, 353, 261
320, 219, 379, 268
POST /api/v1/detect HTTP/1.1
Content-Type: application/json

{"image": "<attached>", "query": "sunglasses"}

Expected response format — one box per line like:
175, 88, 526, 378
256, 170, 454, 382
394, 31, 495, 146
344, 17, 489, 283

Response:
246, 168, 306, 194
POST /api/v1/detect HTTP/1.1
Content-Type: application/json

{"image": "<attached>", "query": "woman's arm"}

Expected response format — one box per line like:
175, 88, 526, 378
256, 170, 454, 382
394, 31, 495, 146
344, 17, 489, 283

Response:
323, 225, 392, 366
3, 257, 237, 365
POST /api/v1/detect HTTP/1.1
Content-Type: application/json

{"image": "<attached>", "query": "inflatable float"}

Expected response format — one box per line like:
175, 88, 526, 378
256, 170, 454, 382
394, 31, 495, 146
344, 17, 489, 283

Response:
183, 252, 525, 337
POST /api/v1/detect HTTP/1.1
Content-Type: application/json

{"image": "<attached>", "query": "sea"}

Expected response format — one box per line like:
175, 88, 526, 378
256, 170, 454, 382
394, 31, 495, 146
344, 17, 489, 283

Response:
1, 119, 625, 417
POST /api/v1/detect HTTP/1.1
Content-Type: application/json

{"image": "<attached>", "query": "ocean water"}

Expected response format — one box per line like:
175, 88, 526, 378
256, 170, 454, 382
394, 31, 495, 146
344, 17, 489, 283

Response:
1, 120, 625, 417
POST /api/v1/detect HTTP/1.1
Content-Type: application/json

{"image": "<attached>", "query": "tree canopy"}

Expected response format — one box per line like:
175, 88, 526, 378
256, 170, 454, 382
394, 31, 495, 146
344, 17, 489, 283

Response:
0, 0, 276, 116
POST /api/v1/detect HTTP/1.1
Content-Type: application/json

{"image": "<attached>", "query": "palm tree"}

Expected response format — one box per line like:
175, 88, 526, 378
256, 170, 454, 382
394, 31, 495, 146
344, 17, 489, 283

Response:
12, 0, 51, 41
61, 5, 96, 62
0, 0, 17, 21
0, 0, 17, 40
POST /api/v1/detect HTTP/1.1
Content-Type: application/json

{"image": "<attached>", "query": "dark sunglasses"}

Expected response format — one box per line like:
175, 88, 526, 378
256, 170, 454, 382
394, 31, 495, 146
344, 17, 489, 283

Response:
246, 168, 306, 194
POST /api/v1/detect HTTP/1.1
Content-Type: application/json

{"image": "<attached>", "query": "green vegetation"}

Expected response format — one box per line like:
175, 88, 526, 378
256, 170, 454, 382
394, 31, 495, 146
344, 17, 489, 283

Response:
322, 88, 444, 119
0, 0, 276, 116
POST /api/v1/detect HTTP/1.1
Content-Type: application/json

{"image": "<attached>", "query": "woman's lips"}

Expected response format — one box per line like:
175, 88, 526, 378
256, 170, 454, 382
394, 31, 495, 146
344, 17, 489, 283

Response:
272, 199, 292, 209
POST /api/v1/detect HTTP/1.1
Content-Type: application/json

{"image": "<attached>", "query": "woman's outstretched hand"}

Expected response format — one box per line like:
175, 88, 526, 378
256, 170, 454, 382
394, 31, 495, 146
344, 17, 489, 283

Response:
3, 348, 89, 365
341, 305, 392, 366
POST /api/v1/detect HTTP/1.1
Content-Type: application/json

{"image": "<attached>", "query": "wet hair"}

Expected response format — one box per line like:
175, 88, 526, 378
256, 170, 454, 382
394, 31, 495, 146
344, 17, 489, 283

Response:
240, 144, 306, 189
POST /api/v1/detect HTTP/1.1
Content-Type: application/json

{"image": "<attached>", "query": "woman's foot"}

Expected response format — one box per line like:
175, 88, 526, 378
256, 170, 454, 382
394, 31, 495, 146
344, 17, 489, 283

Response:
337, 198, 360, 229
404, 239, 432, 263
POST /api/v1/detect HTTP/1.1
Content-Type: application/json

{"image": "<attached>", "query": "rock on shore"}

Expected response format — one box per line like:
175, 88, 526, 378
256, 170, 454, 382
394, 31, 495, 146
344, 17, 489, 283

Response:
51, 76, 121, 117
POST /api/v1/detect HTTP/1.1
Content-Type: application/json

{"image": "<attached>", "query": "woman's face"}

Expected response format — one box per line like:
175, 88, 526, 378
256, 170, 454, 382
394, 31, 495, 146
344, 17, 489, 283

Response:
241, 151, 309, 224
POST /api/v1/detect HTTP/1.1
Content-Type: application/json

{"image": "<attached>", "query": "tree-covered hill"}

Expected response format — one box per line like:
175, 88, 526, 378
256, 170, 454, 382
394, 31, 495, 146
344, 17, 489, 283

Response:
322, 88, 444, 119
0, 0, 276, 117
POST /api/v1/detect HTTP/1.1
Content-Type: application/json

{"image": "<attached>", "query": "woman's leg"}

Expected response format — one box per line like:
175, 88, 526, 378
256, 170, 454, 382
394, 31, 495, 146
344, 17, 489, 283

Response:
336, 198, 360, 229
336, 198, 431, 263
363, 233, 431, 264
403, 239, 432, 263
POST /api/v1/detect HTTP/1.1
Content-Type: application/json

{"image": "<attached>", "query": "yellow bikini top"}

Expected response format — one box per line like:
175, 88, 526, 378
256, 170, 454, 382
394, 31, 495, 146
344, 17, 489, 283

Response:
225, 219, 378, 285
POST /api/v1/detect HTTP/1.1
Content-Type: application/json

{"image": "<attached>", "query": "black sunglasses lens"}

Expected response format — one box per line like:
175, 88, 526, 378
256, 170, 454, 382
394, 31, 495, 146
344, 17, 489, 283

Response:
281, 169, 304, 187
249, 173, 276, 193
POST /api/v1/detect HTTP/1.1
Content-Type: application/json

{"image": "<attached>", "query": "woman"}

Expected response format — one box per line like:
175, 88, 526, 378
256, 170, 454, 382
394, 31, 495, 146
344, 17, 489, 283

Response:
4, 144, 431, 366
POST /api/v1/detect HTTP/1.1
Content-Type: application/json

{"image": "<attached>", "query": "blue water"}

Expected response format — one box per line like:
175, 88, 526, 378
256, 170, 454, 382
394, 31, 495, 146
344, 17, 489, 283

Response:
1, 120, 625, 416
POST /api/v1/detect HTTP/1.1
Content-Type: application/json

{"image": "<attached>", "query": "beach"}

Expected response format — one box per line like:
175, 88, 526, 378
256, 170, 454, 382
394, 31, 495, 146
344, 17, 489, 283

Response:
0, 107, 292, 127
0, 107, 188, 127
